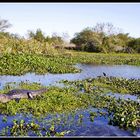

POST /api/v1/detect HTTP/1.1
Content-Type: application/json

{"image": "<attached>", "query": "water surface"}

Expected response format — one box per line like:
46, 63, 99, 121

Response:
0, 64, 140, 89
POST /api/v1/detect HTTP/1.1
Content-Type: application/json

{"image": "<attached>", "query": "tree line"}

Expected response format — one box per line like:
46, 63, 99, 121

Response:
0, 17, 140, 53
70, 23, 140, 53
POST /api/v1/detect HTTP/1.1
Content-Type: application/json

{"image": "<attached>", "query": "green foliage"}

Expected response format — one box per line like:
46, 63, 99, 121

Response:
71, 28, 102, 52
0, 19, 139, 54
115, 33, 131, 47
0, 52, 139, 76
28, 29, 46, 42
0, 18, 140, 137
0, 118, 70, 136
0, 82, 84, 116
108, 98, 140, 131
128, 38, 140, 53
50, 34, 64, 46
61, 76, 140, 95
0, 76, 139, 132
60, 77, 140, 131
73, 52, 140, 66
27, 29, 65, 47
0, 28, 67, 56
0, 36, 61, 55
71, 23, 136, 53
0, 53, 79, 75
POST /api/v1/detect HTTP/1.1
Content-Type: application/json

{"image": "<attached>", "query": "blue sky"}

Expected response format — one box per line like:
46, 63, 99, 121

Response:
0, 3, 140, 39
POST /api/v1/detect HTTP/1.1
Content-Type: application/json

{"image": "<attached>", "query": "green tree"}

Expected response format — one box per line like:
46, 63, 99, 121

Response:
114, 33, 132, 47
92, 22, 123, 53
71, 22, 133, 53
28, 29, 45, 42
71, 28, 102, 52
50, 33, 64, 46
128, 38, 140, 53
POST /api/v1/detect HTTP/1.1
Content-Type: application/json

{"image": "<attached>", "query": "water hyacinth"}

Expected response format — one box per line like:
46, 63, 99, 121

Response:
0, 51, 140, 75
0, 53, 79, 75
60, 77, 140, 131
0, 79, 139, 133
0, 118, 71, 137
60, 76, 140, 95
0, 41, 140, 136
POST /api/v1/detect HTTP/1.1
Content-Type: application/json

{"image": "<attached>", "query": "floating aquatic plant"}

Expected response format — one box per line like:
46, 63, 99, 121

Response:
0, 52, 140, 75
0, 76, 140, 134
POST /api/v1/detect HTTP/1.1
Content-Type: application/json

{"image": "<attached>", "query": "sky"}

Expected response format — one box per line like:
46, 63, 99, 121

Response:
0, 3, 140, 40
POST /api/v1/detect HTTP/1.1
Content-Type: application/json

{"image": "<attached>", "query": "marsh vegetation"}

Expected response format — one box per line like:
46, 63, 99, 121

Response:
0, 17, 140, 137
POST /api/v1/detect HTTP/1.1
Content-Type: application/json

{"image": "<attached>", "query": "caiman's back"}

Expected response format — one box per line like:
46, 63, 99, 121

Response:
7, 89, 30, 95
7, 89, 30, 99
6, 88, 48, 99
0, 88, 48, 103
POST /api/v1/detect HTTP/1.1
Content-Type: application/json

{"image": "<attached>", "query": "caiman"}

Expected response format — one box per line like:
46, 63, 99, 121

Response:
0, 88, 48, 103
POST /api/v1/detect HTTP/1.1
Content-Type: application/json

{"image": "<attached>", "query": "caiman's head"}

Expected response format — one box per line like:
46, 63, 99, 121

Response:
27, 92, 33, 99
0, 94, 12, 103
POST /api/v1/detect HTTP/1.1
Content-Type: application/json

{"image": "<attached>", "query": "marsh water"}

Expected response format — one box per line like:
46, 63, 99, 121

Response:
0, 64, 140, 136
0, 64, 140, 89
